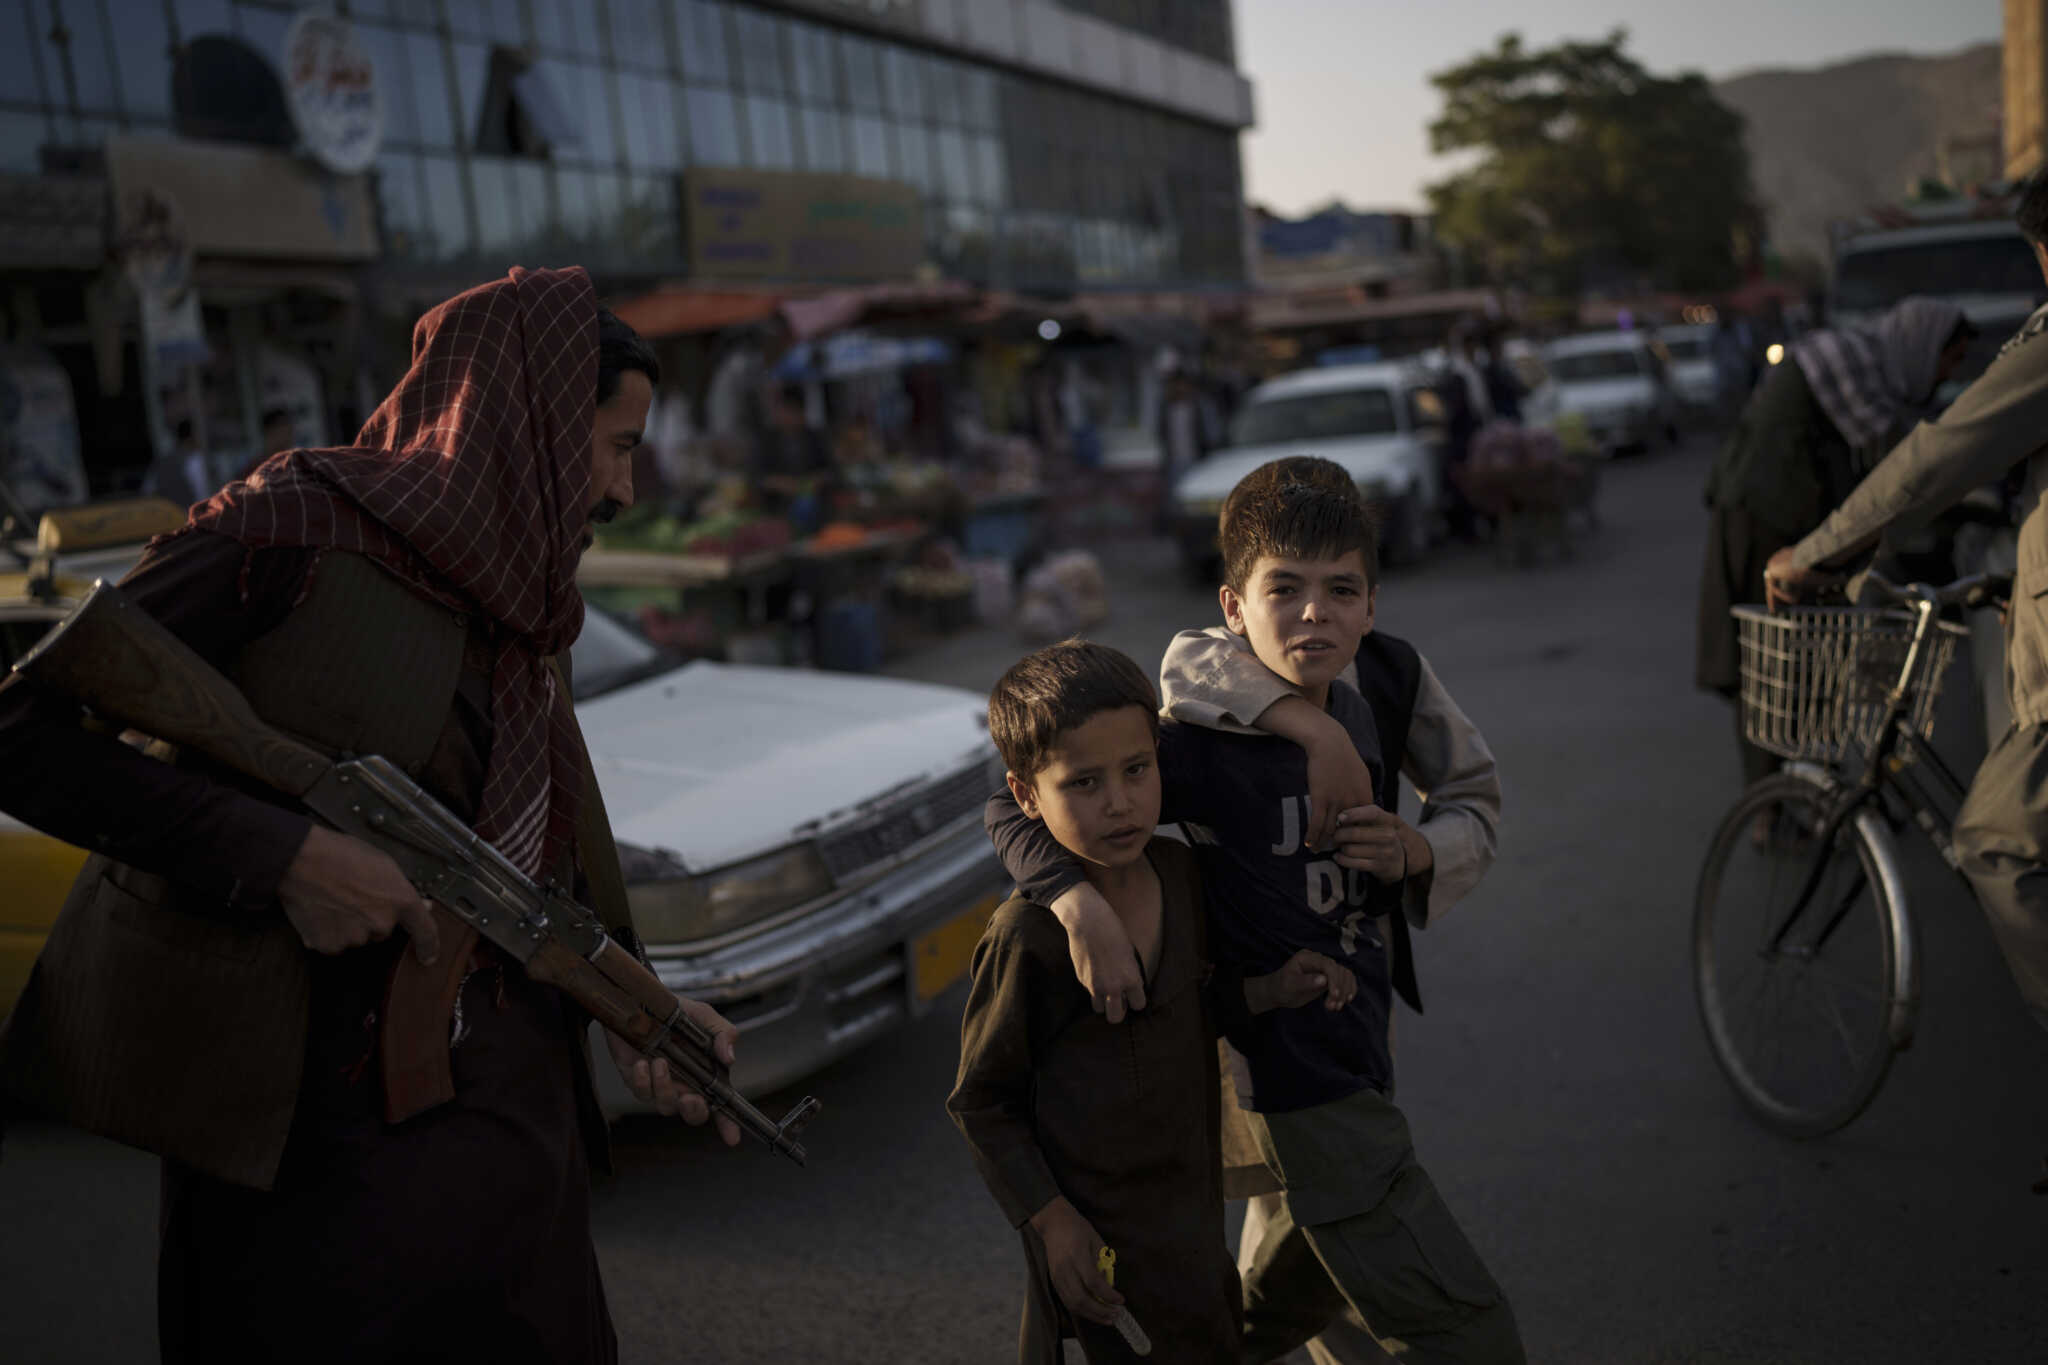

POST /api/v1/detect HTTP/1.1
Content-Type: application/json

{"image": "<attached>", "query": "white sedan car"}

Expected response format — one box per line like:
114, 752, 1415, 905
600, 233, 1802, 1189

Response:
1170, 361, 1445, 574
570, 607, 1008, 1107
1543, 331, 1681, 455
1655, 324, 1722, 413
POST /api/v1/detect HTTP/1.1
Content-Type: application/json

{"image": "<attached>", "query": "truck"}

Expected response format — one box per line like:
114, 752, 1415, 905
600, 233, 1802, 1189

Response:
1828, 197, 2045, 400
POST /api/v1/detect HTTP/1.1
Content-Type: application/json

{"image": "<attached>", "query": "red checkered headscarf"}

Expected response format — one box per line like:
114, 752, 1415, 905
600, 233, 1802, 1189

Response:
183, 266, 599, 878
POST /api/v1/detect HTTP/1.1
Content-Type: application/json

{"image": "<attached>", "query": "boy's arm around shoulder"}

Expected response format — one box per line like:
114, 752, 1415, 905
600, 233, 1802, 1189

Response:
1397, 654, 1501, 925
945, 910, 1066, 1229
986, 788, 1087, 908
1158, 626, 1360, 733
1160, 628, 1370, 851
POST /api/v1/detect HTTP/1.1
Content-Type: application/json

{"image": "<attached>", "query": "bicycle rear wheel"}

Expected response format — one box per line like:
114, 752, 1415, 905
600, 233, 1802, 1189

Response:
1693, 771, 1904, 1137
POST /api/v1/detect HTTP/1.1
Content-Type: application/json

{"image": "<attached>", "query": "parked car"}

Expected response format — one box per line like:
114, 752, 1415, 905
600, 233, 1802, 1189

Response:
0, 496, 188, 1016
0, 500, 1009, 1111
1654, 324, 1721, 414
1542, 330, 1681, 455
1169, 361, 1445, 576
574, 607, 1007, 1107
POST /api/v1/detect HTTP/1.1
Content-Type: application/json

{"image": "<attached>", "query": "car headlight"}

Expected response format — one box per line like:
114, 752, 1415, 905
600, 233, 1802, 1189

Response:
620, 841, 835, 945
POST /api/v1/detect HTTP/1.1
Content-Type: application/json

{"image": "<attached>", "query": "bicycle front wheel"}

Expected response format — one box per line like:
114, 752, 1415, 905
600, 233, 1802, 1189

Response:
1693, 771, 1904, 1137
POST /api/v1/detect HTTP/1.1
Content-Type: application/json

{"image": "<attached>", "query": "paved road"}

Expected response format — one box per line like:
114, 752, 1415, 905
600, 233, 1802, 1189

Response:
4, 438, 2045, 1362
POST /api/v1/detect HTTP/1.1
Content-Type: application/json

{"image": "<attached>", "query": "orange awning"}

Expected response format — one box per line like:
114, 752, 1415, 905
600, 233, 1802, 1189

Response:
606, 288, 785, 339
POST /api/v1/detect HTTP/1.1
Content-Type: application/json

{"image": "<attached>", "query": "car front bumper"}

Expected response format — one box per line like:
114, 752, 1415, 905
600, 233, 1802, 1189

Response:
1580, 411, 1654, 452
592, 817, 1009, 1110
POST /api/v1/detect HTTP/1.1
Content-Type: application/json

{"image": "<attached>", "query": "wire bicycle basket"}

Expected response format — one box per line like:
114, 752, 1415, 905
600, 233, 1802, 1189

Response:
1732, 604, 1967, 763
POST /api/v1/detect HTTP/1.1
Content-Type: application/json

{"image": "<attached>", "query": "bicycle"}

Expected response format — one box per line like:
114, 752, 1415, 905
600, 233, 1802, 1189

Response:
1692, 568, 2011, 1137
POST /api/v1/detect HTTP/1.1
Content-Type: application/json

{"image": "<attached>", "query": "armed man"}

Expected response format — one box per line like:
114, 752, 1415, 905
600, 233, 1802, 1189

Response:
1765, 176, 2048, 1190
0, 267, 743, 1360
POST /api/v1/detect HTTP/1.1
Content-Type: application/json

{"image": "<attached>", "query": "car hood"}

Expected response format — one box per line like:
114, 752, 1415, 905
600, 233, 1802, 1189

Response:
576, 662, 993, 870
1555, 378, 1652, 411
1175, 435, 1419, 503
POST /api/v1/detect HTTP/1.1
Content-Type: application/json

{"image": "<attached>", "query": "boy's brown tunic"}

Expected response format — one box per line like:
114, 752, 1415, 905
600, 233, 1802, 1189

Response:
948, 838, 1241, 1364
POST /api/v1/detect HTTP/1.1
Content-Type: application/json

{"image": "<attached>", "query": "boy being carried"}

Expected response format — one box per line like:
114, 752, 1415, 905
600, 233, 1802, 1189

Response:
986, 482, 1523, 1364
950, 641, 1354, 1364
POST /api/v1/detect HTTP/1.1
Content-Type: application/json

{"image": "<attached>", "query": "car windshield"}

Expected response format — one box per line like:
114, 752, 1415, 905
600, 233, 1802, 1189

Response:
1662, 335, 1707, 361
1231, 387, 1399, 446
569, 605, 671, 701
1834, 233, 2043, 314
1548, 349, 1642, 382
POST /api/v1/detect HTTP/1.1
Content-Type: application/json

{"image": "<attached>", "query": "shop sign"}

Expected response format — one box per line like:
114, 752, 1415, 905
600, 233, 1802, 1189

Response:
684, 169, 923, 283
283, 12, 383, 176
113, 184, 208, 374
0, 175, 107, 270
106, 135, 378, 261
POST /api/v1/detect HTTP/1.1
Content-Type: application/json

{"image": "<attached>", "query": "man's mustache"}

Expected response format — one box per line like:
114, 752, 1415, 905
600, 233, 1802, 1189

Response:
589, 498, 623, 526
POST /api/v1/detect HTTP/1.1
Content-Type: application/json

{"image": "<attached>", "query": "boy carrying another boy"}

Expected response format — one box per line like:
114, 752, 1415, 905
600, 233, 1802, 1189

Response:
950, 641, 1357, 1364
986, 478, 1524, 1363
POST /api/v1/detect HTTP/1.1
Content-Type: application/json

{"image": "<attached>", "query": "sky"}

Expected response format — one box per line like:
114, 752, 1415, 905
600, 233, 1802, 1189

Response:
1235, 0, 2005, 215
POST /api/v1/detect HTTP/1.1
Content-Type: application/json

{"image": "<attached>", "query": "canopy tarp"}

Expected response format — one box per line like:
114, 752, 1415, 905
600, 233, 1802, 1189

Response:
607, 288, 785, 339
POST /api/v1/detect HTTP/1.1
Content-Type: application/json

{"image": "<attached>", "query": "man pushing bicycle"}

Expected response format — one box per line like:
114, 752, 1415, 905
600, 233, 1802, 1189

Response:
1766, 176, 2048, 1191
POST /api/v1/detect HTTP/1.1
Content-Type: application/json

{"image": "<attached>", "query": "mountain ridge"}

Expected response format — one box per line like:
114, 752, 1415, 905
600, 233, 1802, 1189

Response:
1711, 41, 2003, 265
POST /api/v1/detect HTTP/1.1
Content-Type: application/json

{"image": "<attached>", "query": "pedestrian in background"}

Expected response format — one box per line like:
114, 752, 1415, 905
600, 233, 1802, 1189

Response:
1156, 366, 1212, 530
1711, 313, 1757, 420
1435, 337, 1491, 543
143, 417, 212, 511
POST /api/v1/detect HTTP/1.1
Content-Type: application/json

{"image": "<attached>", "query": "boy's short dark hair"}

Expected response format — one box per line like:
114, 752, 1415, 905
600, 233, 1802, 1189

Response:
1218, 461, 1379, 593
988, 639, 1159, 781
1226, 456, 1360, 506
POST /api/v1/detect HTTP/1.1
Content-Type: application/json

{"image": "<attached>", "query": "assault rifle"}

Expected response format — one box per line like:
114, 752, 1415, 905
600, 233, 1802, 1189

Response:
14, 582, 822, 1165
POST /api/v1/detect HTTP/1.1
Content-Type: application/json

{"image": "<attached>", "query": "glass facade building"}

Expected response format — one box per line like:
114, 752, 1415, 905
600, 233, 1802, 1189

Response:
0, 0, 1251, 291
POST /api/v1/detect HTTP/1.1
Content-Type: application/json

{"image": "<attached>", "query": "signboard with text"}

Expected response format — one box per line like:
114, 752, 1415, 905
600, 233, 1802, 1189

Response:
684, 169, 924, 284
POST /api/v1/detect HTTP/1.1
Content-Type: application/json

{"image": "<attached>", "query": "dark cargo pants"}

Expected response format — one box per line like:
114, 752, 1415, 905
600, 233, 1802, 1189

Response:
1237, 1091, 1525, 1365
1954, 722, 2048, 1035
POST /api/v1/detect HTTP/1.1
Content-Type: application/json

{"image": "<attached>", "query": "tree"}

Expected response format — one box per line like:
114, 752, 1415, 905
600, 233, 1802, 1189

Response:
1425, 31, 1761, 295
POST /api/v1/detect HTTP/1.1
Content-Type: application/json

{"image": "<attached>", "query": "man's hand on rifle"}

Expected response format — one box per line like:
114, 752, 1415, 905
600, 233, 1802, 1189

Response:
605, 1004, 744, 1146
278, 824, 443, 964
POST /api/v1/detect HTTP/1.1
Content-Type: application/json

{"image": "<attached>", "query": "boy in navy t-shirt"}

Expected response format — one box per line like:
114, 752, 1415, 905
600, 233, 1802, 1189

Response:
986, 481, 1524, 1363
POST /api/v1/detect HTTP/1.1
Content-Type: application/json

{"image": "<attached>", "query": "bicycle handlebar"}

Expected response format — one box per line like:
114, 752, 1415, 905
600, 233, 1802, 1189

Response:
1850, 568, 2011, 613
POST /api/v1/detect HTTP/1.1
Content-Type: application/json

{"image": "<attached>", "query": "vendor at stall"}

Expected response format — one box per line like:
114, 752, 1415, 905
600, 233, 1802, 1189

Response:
752, 384, 833, 529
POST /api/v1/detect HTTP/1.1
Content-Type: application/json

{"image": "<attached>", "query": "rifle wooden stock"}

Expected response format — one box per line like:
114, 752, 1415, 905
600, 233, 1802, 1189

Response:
15, 581, 329, 797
